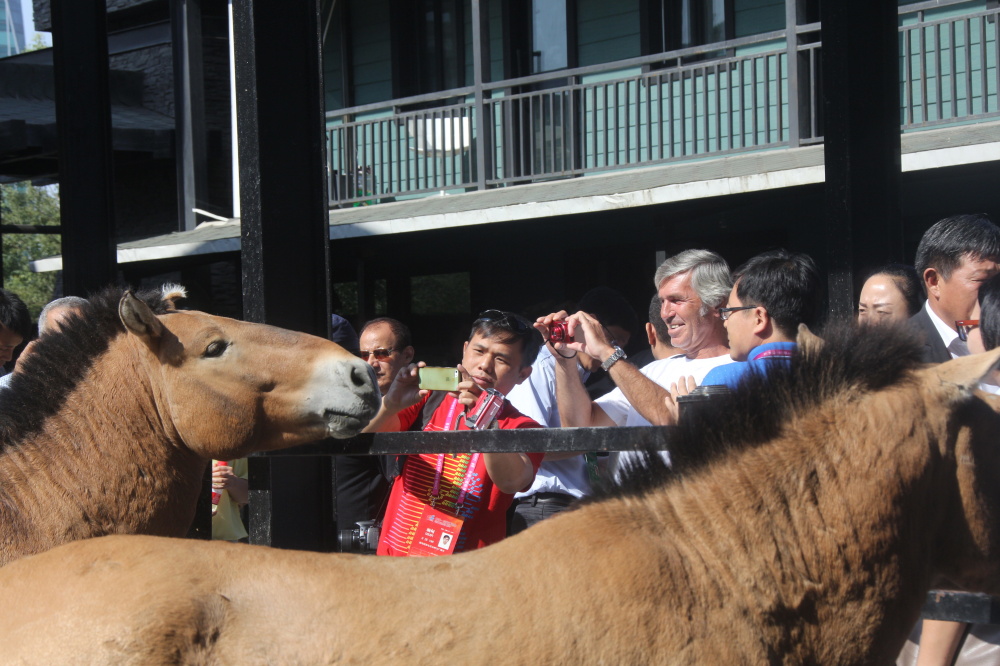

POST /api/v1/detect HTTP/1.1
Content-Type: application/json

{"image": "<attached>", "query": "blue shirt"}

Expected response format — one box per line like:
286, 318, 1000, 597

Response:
700, 341, 797, 389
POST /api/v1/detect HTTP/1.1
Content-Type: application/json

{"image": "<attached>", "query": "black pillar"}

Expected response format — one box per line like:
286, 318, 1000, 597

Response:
233, 0, 335, 551
233, 0, 331, 336
171, 0, 209, 232
821, 0, 902, 318
50, 0, 118, 295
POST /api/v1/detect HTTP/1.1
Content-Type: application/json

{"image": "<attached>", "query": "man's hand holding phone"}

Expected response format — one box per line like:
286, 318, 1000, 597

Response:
381, 362, 430, 413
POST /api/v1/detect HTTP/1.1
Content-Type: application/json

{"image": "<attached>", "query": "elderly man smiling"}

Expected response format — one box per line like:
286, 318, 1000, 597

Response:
539, 249, 734, 432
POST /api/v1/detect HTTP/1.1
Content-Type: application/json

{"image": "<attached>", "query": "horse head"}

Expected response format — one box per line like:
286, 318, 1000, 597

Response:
912, 348, 1000, 594
117, 289, 380, 460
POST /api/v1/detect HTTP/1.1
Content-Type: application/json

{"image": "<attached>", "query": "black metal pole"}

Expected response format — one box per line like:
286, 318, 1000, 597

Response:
50, 0, 118, 295
233, 0, 335, 550
233, 0, 331, 335
821, 0, 902, 318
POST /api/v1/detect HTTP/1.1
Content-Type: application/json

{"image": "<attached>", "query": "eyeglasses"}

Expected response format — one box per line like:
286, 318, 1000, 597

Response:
718, 305, 757, 321
476, 309, 531, 333
356, 348, 396, 361
956, 320, 980, 342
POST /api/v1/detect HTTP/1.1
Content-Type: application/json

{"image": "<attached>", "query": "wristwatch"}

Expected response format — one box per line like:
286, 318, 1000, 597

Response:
601, 345, 627, 371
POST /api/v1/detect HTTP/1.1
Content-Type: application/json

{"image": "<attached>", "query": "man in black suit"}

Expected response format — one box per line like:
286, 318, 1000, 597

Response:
911, 214, 1000, 363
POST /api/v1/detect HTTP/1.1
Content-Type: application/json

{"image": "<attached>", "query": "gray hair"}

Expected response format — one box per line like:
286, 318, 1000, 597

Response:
38, 296, 88, 336
653, 249, 732, 315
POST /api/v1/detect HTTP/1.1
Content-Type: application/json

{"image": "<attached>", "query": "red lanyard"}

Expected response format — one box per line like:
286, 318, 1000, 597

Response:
430, 396, 480, 509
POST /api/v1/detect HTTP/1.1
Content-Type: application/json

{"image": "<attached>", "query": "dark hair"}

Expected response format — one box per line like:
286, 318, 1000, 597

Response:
470, 311, 542, 368
863, 264, 922, 318
647, 293, 670, 343
978, 274, 1000, 351
915, 214, 1000, 288
576, 286, 639, 335
361, 317, 412, 350
734, 250, 821, 338
0, 288, 31, 340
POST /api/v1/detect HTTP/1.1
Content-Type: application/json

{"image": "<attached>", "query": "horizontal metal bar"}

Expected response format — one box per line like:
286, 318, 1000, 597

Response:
259, 426, 675, 457
0, 225, 61, 234
326, 34, 789, 122
900, 0, 983, 16
921, 591, 1000, 624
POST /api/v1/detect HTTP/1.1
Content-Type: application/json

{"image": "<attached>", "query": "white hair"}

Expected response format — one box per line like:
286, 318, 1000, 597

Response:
38, 296, 89, 336
653, 249, 732, 315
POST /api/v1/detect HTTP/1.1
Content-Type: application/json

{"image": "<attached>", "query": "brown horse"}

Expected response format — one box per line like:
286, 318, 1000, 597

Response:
0, 286, 379, 566
1, 324, 999, 665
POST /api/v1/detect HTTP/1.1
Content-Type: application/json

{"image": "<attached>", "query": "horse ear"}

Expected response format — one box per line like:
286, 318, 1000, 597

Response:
796, 324, 824, 355
119, 291, 164, 344
925, 346, 1000, 391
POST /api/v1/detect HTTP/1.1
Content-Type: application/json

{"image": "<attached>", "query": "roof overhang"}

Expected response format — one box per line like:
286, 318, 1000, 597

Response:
30, 120, 1000, 272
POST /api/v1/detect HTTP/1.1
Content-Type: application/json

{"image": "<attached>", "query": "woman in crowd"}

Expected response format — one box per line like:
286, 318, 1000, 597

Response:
858, 264, 922, 325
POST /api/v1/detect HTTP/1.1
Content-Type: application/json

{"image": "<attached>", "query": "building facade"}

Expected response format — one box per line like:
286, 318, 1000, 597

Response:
3, 0, 1000, 362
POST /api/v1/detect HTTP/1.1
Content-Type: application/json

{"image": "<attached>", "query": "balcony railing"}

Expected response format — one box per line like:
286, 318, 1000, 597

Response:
325, 1, 999, 207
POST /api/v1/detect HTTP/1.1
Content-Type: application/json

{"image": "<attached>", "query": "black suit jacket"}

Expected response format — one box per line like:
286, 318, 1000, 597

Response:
910, 308, 952, 364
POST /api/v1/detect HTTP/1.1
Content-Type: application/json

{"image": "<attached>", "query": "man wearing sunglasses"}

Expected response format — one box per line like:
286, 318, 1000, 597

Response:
357, 318, 415, 395
363, 310, 545, 555
332, 317, 419, 547
911, 214, 1000, 363
698, 250, 820, 389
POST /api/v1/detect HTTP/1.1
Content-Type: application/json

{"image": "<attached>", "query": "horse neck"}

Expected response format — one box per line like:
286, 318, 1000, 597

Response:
636, 389, 945, 662
0, 335, 205, 564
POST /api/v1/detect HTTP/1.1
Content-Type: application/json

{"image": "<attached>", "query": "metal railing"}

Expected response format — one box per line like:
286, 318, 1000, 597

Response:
325, 1, 1000, 207
900, 3, 1000, 129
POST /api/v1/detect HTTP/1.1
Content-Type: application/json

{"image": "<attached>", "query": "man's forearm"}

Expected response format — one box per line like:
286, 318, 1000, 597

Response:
606, 361, 673, 425
554, 357, 596, 427
361, 404, 403, 433
483, 452, 534, 493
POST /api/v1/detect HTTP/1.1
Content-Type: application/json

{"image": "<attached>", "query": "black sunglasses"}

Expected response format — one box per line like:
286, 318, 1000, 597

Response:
476, 309, 531, 333
356, 348, 396, 361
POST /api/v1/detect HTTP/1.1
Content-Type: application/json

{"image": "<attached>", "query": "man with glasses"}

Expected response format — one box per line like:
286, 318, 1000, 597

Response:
911, 214, 1000, 363
698, 249, 820, 389
357, 317, 415, 395
363, 310, 545, 555
331, 317, 418, 546
903, 216, 1000, 663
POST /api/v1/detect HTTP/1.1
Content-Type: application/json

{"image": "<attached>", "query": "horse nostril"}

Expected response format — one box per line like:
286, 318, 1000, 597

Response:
351, 362, 372, 388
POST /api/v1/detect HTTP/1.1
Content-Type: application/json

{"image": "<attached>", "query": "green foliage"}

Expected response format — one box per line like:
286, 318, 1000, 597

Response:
1, 184, 61, 320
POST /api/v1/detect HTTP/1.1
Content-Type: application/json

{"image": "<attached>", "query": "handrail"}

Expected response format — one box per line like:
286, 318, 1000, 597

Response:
326, 30, 790, 121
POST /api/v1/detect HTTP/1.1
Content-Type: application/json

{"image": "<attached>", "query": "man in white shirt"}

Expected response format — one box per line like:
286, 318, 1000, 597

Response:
535, 250, 734, 475
506, 287, 637, 534
910, 214, 1000, 363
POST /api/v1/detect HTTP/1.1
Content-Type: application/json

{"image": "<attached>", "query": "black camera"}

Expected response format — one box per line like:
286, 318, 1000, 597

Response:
338, 520, 380, 554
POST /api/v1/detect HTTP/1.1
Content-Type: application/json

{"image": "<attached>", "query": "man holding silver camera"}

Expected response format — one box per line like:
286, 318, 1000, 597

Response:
362, 310, 545, 556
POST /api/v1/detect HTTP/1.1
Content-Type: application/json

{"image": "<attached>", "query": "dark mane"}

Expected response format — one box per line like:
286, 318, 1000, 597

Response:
584, 320, 927, 505
0, 286, 176, 449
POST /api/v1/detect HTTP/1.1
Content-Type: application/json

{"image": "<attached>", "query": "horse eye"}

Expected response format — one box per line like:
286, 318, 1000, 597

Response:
204, 341, 229, 358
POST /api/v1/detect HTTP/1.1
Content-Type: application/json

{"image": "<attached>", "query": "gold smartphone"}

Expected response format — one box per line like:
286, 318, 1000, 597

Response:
418, 366, 460, 391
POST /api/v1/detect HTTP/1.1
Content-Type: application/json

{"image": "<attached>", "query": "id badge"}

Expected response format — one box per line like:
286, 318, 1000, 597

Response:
407, 505, 464, 556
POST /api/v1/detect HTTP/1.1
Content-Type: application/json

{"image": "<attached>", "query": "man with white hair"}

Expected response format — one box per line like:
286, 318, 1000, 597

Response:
540, 249, 734, 431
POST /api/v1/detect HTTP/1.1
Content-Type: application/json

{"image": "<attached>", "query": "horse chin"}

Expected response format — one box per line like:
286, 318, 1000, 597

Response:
323, 412, 368, 439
